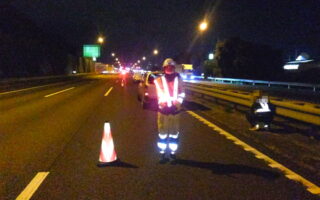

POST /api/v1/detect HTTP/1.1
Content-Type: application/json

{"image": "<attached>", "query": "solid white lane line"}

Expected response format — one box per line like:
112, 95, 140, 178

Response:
0, 83, 62, 96
104, 87, 113, 96
187, 110, 320, 196
16, 172, 49, 200
44, 87, 75, 98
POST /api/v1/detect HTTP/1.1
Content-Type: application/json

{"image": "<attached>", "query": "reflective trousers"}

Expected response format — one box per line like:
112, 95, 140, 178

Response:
157, 112, 180, 154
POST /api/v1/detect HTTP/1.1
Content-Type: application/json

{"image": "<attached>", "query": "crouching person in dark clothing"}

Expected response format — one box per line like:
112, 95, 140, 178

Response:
247, 91, 276, 131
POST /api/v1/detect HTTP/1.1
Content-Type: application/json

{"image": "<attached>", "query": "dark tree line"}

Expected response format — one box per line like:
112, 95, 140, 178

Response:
0, 5, 77, 78
214, 38, 285, 81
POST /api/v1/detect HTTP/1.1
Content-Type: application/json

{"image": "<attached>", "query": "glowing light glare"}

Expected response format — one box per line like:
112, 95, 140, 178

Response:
199, 21, 208, 31
93, 57, 97, 61
72, 70, 77, 74
296, 55, 305, 61
169, 133, 179, 139
97, 37, 104, 44
168, 143, 178, 151
142, 56, 146, 60
284, 64, 299, 70
153, 49, 159, 55
115, 58, 119, 61
157, 142, 167, 150
208, 53, 214, 60
111, 53, 115, 57
138, 60, 141, 63
158, 134, 168, 139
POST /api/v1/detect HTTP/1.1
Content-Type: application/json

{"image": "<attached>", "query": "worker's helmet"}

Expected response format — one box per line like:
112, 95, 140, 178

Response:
162, 58, 176, 74
162, 58, 176, 67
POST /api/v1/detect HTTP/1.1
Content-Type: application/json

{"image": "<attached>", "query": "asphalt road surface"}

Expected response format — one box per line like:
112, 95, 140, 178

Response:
0, 75, 319, 200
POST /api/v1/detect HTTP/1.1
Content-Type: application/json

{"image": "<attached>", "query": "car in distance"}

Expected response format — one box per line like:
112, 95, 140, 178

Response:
137, 72, 162, 109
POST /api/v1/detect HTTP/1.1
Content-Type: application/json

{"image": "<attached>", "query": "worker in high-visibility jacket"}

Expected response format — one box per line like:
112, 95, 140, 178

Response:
247, 90, 276, 131
154, 58, 185, 162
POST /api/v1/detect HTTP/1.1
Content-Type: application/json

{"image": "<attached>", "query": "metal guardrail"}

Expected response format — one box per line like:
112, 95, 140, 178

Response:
184, 82, 320, 126
190, 76, 320, 92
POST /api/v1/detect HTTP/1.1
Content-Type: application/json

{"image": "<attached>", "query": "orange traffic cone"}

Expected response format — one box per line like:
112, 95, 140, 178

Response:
98, 122, 118, 166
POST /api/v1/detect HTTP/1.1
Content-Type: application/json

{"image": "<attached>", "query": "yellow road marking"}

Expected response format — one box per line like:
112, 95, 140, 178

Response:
44, 87, 75, 98
187, 110, 320, 196
16, 172, 49, 200
104, 87, 113, 96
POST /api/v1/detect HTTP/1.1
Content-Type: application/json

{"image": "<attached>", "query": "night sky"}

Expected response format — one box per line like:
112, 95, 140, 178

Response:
10, 0, 320, 63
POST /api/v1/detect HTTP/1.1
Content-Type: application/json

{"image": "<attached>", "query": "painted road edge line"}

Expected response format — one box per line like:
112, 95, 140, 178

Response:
187, 110, 320, 196
16, 172, 49, 200
44, 87, 75, 98
104, 87, 113, 96
0, 82, 63, 96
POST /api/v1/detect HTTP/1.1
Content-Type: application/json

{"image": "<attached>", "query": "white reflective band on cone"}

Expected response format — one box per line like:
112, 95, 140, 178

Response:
157, 142, 167, 150
169, 143, 178, 151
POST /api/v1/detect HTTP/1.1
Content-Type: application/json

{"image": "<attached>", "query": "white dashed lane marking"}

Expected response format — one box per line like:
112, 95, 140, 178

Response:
44, 87, 75, 98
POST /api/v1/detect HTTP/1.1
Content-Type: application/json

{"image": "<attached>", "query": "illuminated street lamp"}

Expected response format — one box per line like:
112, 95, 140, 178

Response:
111, 52, 115, 57
142, 56, 146, 61
199, 21, 208, 32
137, 60, 141, 63
97, 36, 104, 44
115, 58, 119, 61
153, 49, 159, 55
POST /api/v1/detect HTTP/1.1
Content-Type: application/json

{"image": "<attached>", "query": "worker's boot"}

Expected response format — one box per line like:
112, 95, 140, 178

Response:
159, 153, 168, 164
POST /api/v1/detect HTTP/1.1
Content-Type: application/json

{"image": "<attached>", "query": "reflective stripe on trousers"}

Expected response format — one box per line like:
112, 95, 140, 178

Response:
157, 112, 180, 154
157, 133, 179, 154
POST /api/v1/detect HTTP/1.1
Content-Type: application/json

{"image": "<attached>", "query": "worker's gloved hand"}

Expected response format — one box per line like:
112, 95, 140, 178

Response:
158, 102, 167, 109
173, 101, 182, 110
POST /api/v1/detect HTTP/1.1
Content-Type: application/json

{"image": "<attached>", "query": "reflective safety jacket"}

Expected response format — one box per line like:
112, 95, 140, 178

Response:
154, 73, 185, 114
250, 100, 276, 123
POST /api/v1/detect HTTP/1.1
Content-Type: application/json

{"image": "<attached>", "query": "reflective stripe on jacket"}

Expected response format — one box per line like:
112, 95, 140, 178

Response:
154, 73, 185, 113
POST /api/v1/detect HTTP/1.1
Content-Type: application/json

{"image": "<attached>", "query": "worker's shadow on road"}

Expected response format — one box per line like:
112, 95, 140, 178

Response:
174, 159, 280, 180
183, 101, 210, 111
